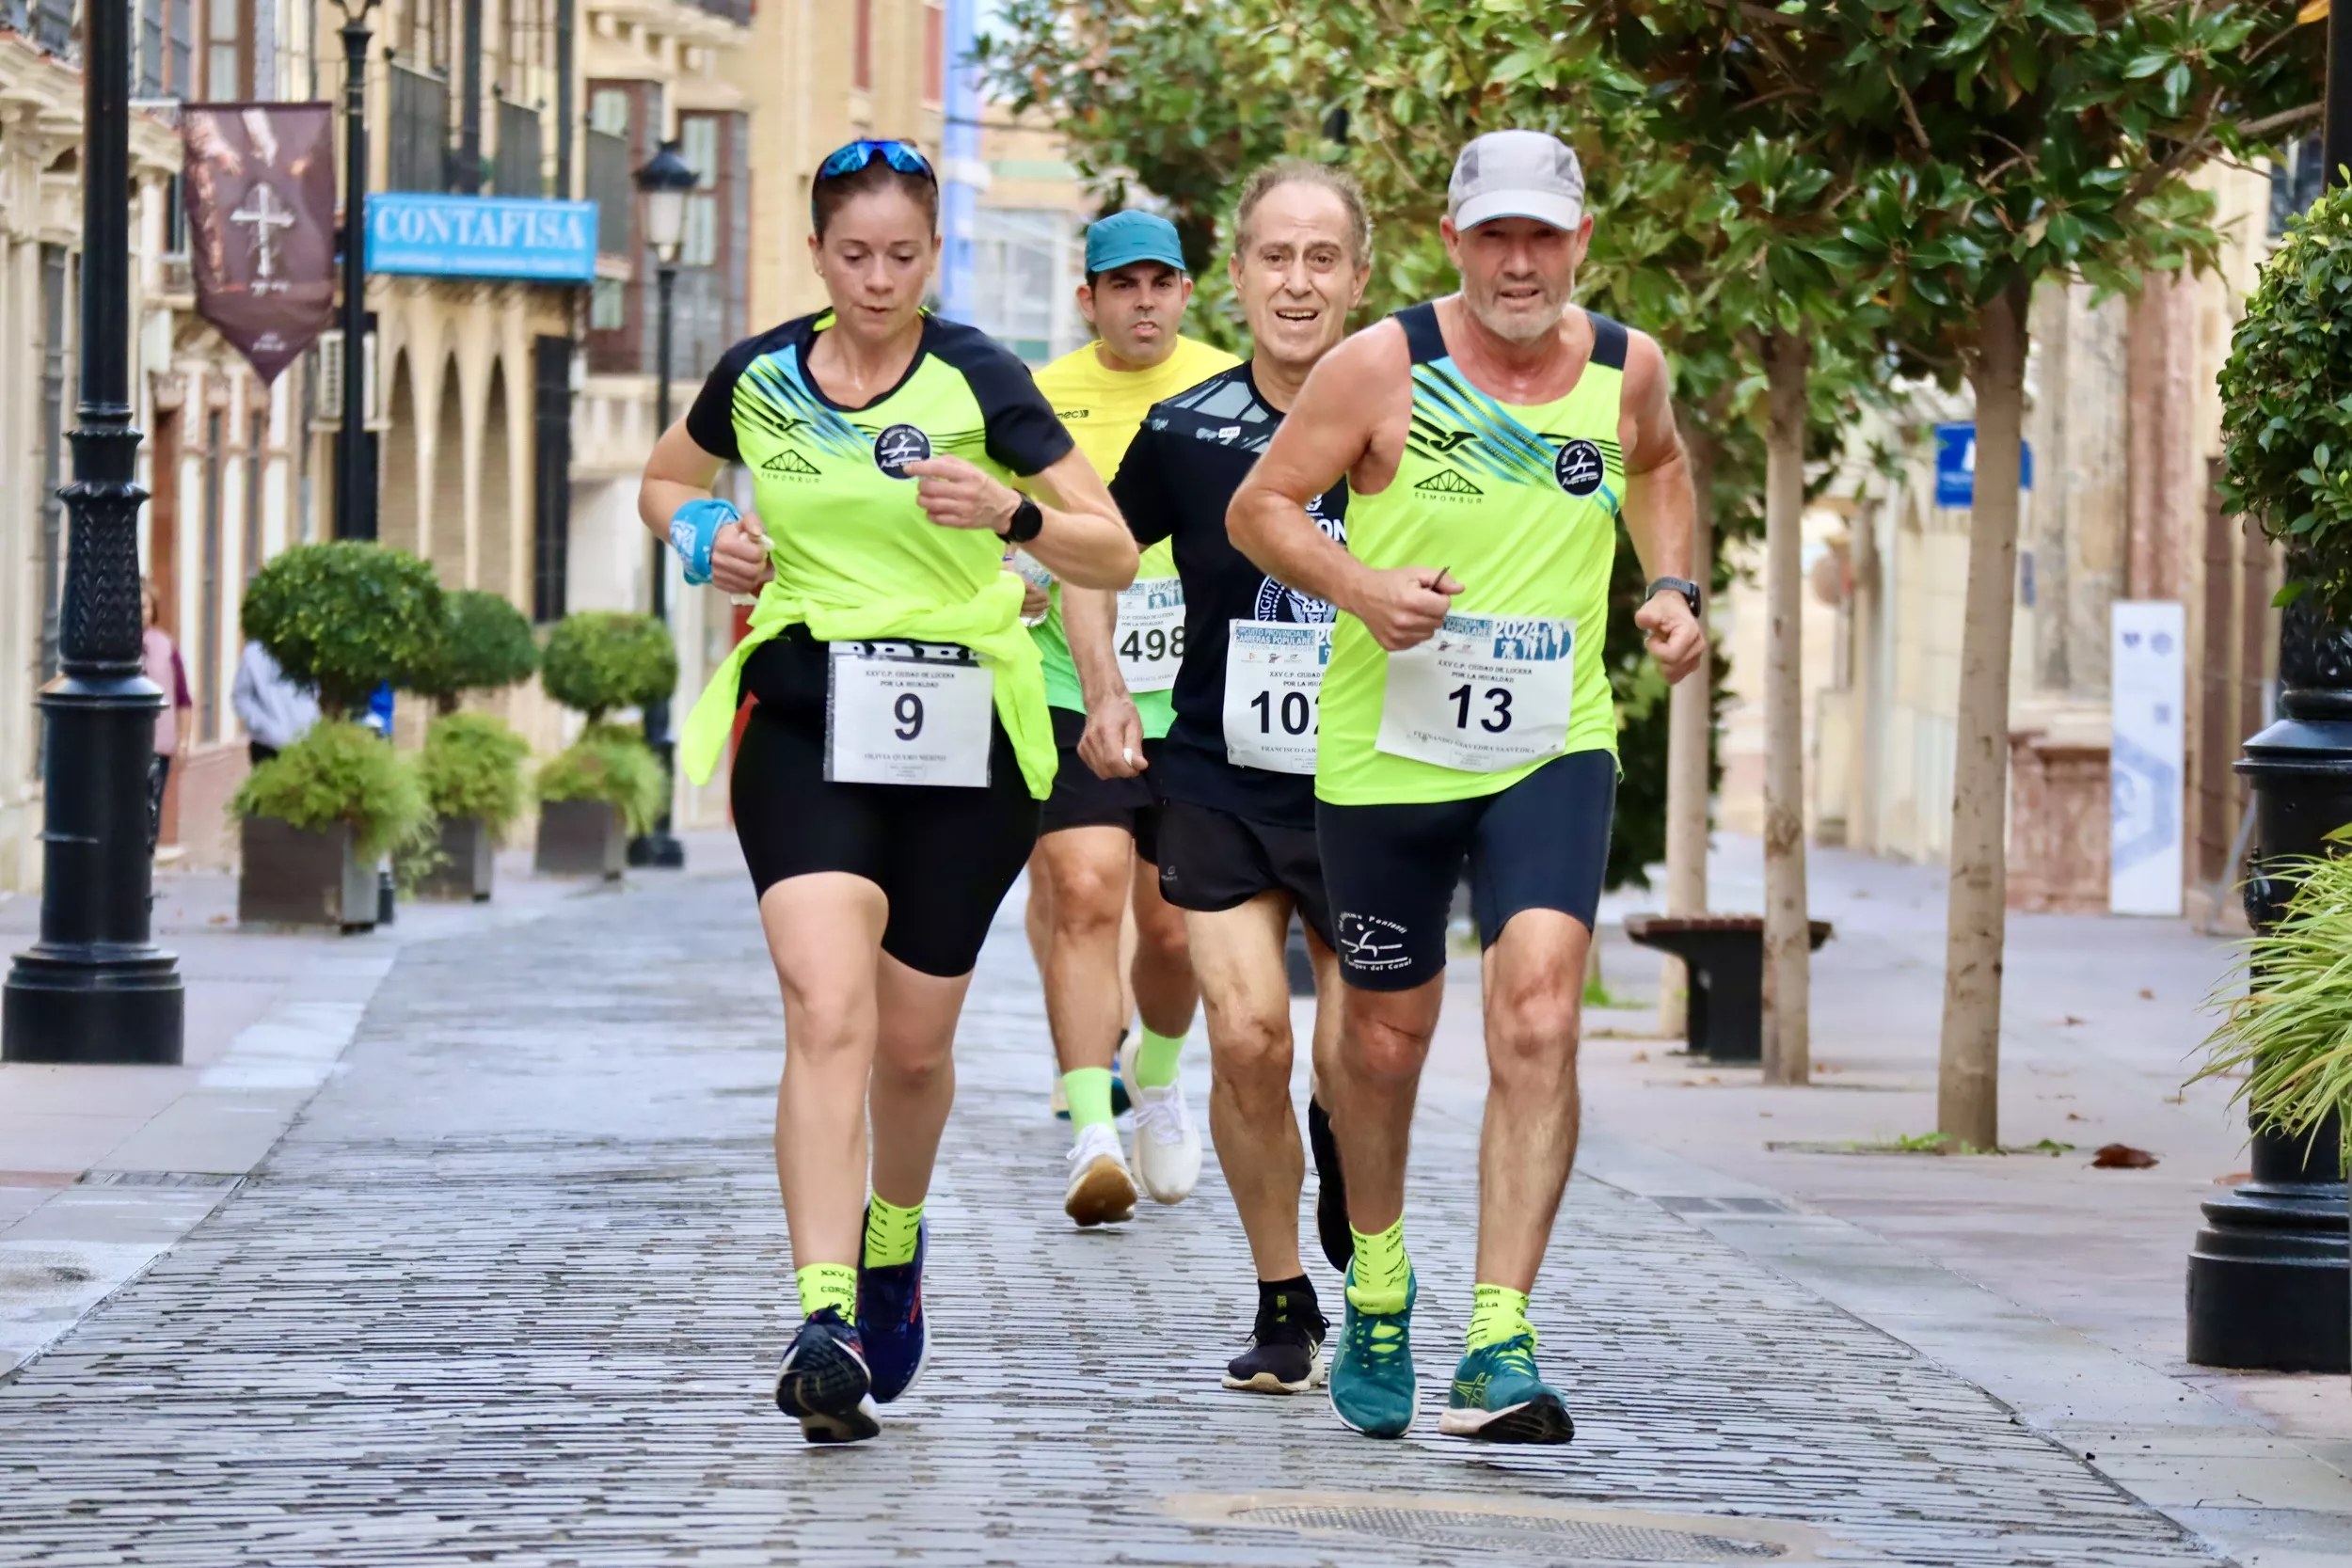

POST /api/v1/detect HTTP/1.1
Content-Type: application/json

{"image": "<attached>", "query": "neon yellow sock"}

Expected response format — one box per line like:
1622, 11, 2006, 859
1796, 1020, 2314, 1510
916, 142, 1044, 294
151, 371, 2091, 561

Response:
1063, 1067, 1115, 1132
1346, 1216, 1411, 1314
795, 1261, 857, 1320
1134, 1026, 1185, 1089
863, 1196, 923, 1269
1466, 1282, 1534, 1351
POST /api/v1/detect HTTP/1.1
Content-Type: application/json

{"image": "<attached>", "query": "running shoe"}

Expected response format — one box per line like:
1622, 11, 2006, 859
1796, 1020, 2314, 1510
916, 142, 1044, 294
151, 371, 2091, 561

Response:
1438, 1332, 1576, 1443
856, 1211, 929, 1404
1121, 1035, 1200, 1203
1223, 1285, 1329, 1394
1328, 1263, 1417, 1437
1307, 1094, 1351, 1273
773, 1307, 880, 1444
1063, 1120, 1138, 1226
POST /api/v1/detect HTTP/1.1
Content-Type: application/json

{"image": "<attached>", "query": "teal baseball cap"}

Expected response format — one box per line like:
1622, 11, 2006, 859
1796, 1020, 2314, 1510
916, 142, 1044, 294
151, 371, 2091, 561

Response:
1085, 210, 1187, 277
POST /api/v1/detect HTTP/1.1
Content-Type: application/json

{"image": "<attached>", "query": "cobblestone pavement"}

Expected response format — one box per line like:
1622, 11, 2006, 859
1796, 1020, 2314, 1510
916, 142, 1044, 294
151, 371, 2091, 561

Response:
0, 876, 2227, 1567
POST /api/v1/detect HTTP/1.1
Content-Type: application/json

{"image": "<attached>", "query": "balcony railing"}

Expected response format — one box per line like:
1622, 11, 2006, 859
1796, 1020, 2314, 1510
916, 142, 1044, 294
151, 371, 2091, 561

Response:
388, 63, 452, 195
494, 97, 544, 198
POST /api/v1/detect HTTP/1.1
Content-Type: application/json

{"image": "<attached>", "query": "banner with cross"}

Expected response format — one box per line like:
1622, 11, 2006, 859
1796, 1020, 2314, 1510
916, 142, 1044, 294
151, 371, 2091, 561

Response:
182, 104, 337, 384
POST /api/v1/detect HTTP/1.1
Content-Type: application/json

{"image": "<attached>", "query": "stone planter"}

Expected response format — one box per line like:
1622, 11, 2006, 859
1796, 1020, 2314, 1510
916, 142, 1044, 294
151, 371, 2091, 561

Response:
534, 799, 625, 879
238, 816, 377, 931
417, 816, 496, 902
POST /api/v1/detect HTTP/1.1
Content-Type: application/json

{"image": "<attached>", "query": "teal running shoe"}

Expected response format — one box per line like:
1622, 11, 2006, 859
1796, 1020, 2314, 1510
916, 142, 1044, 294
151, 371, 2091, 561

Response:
1328, 1265, 1417, 1437
1437, 1332, 1575, 1443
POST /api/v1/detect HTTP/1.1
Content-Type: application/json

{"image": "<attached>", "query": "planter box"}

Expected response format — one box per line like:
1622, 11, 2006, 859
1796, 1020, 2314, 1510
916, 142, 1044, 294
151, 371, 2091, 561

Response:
239, 816, 377, 931
417, 816, 496, 902
534, 799, 625, 879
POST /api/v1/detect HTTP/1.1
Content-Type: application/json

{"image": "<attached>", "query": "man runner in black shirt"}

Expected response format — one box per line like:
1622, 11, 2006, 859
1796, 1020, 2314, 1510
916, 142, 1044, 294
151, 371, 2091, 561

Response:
1067, 161, 1371, 1393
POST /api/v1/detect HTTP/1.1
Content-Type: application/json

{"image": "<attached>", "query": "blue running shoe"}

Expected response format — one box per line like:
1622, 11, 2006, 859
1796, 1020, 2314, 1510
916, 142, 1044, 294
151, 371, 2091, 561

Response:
773, 1308, 880, 1444
1328, 1264, 1417, 1437
1437, 1333, 1576, 1444
858, 1213, 929, 1404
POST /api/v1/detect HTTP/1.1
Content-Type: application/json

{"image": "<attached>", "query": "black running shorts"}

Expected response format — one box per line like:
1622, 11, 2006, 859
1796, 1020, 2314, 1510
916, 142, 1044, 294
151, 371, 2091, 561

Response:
1316, 748, 1616, 991
731, 628, 1040, 977
1039, 705, 1162, 864
1155, 799, 1334, 949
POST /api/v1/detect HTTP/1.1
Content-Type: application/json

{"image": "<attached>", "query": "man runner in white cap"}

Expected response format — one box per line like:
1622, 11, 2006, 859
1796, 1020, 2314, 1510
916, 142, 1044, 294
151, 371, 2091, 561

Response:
1230, 129, 1706, 1444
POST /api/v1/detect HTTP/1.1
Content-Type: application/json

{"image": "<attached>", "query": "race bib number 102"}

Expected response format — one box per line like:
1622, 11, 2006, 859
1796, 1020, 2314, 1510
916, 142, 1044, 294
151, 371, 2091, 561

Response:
827, 640, 994, 787
1375, 613, 1575, 773
1223, 620, 1332, 775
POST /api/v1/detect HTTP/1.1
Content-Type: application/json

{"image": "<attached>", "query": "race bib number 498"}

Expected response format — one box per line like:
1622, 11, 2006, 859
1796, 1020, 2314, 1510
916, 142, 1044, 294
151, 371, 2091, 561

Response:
1114, 578, 1185, 693
1375, 613, 1574, 773
827, 640, 993, 787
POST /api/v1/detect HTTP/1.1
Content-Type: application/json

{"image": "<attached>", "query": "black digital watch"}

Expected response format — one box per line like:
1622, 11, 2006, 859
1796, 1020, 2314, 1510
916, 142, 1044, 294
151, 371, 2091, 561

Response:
1646, 576, 1703, 622
998, 497, 1044, 545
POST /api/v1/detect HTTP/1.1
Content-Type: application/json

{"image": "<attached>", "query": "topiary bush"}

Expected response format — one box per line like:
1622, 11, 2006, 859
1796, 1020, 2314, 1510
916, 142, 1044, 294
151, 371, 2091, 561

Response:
539, 611, 678, 725
536, 723, 668, 835
239, 542, 447, 719
419, 712, 532, 836
413, 590, 539, 714
2219, 181, 2352, 620
230, 720, 433, 858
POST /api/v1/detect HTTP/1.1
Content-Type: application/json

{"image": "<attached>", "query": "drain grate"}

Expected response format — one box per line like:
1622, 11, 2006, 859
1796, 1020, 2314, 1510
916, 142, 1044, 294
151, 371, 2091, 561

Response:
75, 1170, 245, 1189
1652, 1195, 1801, 1216
1233, 1504, 1787, 1563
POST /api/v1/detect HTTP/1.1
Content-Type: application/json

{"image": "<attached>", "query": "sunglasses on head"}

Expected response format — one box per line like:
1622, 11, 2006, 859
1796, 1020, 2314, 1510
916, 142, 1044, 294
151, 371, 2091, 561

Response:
816, 139, 937, 183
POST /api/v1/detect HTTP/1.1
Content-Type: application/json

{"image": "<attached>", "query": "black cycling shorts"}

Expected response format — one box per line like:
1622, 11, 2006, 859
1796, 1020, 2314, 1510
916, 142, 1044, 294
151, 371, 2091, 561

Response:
1316, 748, 1616, 992
731, 628, 1040, 978
1155, 799, 1334, 949
1039, 705, 1161, 863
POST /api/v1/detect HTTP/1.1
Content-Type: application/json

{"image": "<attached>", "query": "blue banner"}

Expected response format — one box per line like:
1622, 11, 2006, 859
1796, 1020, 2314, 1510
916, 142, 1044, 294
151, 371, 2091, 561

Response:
1933, 421, 2035, 508
365, 193, 597, 283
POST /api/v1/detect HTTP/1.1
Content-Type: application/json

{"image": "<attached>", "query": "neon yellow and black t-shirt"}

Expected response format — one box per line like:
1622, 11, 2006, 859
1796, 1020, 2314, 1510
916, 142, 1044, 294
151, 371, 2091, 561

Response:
1029, 336, 1239, 736
1316, 303, 1627, 806
674, 309, 1075, 800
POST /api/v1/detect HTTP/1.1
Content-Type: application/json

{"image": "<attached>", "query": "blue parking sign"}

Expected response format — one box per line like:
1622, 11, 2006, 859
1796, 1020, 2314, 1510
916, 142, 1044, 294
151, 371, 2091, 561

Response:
1933, 422, 2033, 508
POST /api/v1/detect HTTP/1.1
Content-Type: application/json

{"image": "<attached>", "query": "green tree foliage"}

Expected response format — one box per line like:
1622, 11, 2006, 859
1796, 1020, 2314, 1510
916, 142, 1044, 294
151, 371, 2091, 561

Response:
536, 724, 668, 836
419, 712, 532, 835
230, 719, 433, 858
238, 543, 446, 718
413, 591, 540, 714
539, 611, 679, 725
2220, 182, 2352, 619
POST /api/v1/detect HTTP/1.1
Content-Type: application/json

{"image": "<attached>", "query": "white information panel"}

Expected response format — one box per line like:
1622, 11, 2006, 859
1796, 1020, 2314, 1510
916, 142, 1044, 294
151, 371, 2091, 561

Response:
2110, 600, 2185, 916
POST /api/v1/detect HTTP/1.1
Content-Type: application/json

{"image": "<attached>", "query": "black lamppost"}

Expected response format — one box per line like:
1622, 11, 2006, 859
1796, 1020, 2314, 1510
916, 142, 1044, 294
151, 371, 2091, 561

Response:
628, 139, 694, 870
2, 0, 185, 1062
2184, 12, 2352, 1374
333, 0, 379, 541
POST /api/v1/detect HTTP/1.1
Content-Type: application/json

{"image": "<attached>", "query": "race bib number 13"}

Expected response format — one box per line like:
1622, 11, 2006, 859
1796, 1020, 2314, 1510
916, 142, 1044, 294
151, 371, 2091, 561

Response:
1114, 578, 1185, 693
1375, 613, 1575, 773
827, 641, 994, 787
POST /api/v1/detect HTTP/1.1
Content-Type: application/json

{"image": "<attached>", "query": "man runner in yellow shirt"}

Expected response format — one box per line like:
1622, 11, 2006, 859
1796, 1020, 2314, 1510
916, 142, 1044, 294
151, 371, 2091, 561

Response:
1231, 131, 1706, 1444
1027, 212, 1236, 1226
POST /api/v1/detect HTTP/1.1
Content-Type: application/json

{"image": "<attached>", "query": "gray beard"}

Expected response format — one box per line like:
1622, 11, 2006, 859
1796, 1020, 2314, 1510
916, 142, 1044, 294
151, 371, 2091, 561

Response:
1471, 294, 1567, 343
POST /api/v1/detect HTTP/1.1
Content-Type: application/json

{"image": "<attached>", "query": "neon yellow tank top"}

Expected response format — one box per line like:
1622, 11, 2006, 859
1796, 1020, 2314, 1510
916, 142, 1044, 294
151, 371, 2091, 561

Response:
1316, 303, 1627, 806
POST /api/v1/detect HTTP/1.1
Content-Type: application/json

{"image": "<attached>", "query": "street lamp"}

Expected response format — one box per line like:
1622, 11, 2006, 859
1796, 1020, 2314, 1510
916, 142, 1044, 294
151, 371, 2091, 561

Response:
333, 0, 380, 541
2, 0, 185, 1060
628, 139, 695, 870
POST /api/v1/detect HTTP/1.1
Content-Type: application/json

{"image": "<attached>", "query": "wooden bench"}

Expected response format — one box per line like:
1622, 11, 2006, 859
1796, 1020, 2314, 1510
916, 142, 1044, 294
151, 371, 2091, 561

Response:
1621, 914, 1833, 1064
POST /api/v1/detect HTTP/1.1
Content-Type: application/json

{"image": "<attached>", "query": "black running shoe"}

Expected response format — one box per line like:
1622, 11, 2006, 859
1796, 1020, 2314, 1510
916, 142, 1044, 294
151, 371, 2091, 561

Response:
857, 1213, 929, 1404
1308, 1096, 1352, 1274
773, 1308, 880, 1444
1223, 1284, 1330, 1394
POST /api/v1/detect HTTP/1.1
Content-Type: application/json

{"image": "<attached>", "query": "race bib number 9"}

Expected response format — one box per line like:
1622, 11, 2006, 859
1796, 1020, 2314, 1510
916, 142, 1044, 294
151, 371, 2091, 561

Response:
1375, 613, 1574, 773
1114, 578, 1185, 693
827, 640, 994, 787
1223, 620, 1332, 775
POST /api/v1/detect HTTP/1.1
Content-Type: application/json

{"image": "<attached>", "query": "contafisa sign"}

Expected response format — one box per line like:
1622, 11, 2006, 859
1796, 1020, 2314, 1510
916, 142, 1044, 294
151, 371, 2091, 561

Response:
366, 194, 597, 283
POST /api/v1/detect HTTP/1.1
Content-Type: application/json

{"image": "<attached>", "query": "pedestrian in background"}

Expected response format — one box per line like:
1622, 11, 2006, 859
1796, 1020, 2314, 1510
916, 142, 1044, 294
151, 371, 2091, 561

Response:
141, 578, 194, 856
231, 636, 319, 766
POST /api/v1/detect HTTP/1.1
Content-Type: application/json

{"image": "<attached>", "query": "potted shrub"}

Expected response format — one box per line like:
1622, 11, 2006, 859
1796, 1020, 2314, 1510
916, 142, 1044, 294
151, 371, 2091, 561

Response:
232, 543, 445, 928
409, 592, 539, 899
534, 611, 677, 877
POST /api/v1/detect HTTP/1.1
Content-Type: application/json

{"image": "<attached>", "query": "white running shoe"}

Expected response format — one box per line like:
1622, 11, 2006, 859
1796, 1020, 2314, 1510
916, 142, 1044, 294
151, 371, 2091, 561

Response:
1064, 1121, 1137, 1227
1129, 1080, 1201, 1204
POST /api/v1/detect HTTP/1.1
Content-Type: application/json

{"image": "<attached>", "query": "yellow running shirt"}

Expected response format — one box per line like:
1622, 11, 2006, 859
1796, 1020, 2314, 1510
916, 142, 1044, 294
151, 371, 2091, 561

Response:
1316, 303, 1626, 806
1029, 335, 1239, 736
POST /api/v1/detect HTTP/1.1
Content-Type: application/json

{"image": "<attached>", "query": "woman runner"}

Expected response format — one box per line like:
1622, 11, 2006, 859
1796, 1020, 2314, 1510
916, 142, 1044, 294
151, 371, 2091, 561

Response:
637, 138, 1136, 1444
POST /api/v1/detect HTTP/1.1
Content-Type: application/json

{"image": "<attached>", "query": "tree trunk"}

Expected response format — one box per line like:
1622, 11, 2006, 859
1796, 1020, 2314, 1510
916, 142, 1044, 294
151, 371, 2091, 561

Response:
1660, 426, 1717, 1039
1936, 280, 2030, 1150
1761, 331, 1810, 1086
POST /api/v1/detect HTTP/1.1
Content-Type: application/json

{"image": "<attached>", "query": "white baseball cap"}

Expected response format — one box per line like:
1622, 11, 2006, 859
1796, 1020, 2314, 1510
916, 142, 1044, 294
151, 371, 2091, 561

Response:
1447, 130, 1586, 232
